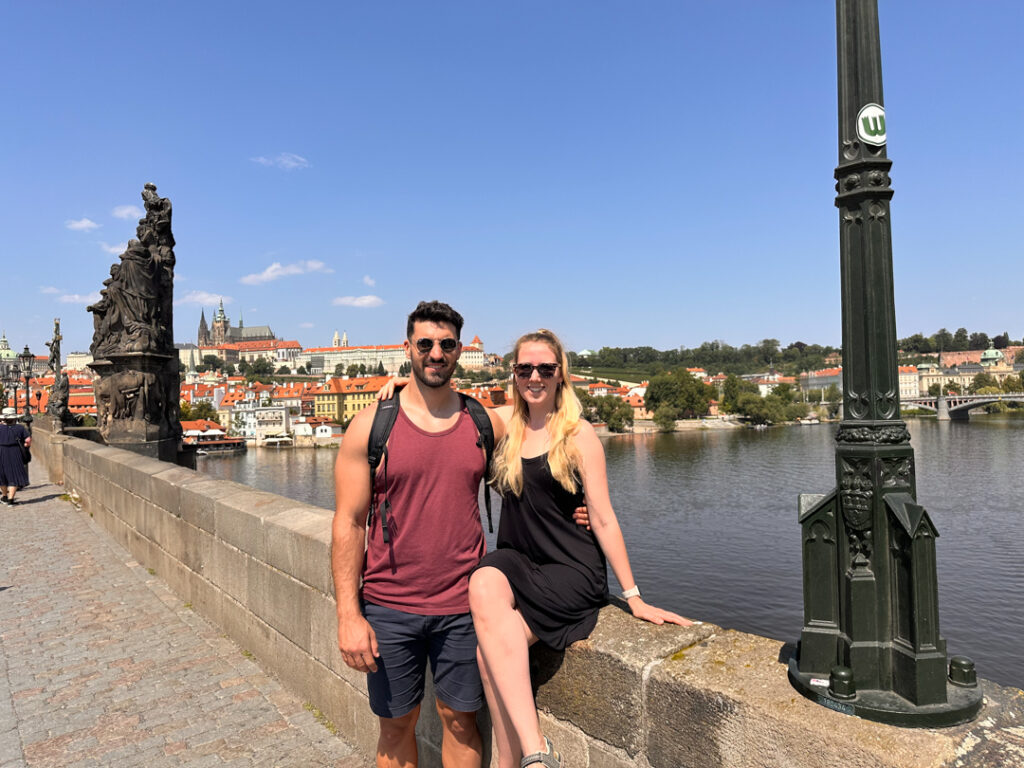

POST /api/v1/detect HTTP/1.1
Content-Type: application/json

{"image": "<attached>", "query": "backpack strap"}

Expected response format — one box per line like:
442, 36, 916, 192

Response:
459, 393, 496, 533
367, 391, 401, 543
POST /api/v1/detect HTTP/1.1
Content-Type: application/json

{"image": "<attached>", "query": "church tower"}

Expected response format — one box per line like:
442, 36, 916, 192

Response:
211, 299, 230, 346
332, 330, 340, 348
197, 310, 210, 346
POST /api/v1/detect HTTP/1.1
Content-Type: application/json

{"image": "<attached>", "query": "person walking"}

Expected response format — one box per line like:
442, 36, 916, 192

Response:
0, 406, 31, 505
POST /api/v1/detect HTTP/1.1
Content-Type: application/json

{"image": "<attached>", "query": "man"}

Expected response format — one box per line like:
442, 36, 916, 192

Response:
332, 301, 503, 768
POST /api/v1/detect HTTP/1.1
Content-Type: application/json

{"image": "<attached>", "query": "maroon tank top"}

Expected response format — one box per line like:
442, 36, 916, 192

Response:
362, 404, 487, 615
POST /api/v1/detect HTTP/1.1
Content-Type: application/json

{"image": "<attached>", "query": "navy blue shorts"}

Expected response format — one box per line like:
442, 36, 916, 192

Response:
363, 601, 483, 719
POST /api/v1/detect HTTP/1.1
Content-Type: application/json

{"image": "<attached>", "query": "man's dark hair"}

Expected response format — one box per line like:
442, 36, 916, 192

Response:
406, 300, 464, 340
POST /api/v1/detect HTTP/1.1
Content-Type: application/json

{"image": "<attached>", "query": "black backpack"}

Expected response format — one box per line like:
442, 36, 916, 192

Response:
367, 390, 495, 543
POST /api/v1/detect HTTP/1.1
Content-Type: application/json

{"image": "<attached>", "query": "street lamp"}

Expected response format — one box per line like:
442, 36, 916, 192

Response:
19, 345, 33, 417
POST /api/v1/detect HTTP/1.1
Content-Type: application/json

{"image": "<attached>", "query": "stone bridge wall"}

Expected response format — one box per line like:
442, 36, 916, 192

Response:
30, 421, 1019, 767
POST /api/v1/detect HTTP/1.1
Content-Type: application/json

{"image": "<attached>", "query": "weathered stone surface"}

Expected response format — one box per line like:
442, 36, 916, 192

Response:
207, 538, 251, 605
264, 507, 334, 593
214, 490, 301, 560
148, 465, 197, 516
179, 477, 247, 532
646, 630, 961, 768
247, 558, 312, 653
533, 601, 716, 754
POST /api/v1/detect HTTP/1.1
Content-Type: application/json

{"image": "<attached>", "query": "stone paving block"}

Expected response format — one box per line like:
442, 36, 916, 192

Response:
264, 507, 334, 593
0, 472, 362, 768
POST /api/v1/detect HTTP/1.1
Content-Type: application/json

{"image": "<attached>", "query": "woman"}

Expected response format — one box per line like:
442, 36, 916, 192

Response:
0, 407, 31, 506
473, 330, 692, 768
378, 330, 692, 767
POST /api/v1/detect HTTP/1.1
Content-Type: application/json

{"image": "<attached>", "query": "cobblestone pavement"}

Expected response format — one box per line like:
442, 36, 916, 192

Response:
0, 468, 367, 767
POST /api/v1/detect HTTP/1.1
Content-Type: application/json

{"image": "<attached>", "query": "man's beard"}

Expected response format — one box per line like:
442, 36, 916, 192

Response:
411, 357, 455, 389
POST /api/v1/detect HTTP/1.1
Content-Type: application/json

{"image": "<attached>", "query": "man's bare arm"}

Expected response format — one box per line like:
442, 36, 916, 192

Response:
331, 405, 379, 672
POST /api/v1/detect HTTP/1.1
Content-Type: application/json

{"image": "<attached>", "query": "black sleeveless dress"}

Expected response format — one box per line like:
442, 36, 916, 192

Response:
476, 454, 608, 650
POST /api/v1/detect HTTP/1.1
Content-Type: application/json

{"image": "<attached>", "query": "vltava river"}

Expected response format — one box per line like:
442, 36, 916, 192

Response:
198, 416, 1024, 688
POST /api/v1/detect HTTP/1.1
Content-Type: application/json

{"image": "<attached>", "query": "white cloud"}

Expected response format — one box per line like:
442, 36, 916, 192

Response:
362, 275, 376, 287
66, 217, 99, 231
299, 322, 315, 328
333, 295, 384, 308
99, 241, 127, 255
112, 205, 143, 219
250, 152, 310, 171
58, 292, 101, 304
39, 286, 61, 294
240, 260, 332, 285
175, 291, 232, 306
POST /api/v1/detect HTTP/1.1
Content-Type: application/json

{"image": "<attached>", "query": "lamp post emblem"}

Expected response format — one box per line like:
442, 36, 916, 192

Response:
856, 103, 886, 145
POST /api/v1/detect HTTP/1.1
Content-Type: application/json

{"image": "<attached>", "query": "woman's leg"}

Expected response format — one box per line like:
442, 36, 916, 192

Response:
468, 567, 546, 757
477, 646, 519, 768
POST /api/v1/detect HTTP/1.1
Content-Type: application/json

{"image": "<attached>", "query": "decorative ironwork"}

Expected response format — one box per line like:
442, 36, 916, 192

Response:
834, 423, 910, 444
791, 0, 981, 727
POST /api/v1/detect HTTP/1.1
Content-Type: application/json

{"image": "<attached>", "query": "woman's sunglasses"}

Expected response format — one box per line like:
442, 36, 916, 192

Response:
414, 337, 459, 354
513, 363, 560, 379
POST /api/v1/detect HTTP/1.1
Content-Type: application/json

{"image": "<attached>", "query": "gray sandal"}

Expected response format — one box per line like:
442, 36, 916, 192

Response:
521, 736, 561, 768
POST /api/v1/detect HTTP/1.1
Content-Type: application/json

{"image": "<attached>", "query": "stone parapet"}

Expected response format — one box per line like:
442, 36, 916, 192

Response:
30, 421, 1024, 767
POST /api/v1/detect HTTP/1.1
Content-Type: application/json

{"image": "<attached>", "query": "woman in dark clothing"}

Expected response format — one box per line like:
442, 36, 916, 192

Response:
468, 330, 694, 768
0, 406, 30, 505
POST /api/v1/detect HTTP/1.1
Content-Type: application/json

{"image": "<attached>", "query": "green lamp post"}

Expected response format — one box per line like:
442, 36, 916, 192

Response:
788, 0, 983, 726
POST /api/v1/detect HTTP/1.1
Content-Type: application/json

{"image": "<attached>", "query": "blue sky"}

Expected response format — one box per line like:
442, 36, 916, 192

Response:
2, 1, 1021, 359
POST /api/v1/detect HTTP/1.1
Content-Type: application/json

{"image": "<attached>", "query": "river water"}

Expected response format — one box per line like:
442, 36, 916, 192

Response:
197, 415, 1024, 688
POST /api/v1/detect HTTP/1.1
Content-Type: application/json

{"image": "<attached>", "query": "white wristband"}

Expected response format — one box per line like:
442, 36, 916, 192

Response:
621, 585, 641, 600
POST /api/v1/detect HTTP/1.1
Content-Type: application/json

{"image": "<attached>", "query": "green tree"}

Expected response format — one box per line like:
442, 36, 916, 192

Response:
296, 365, 307, 375
224, 363, 236, 376
345, 364, 360, 377
1001, 374, 1022, 393
824, 384, 841, 403
246, 358, 274, 382
399, 361, 411, 376
594, 396, 634, 433
276, 365, 291, 375
203, 354, 225, 371
969, 372, 999, 393
376, 361, 386, 376
933, 328, 953, 352
968, 332, 990, 351
653, 405, 677, 432
952, 327, 969, 351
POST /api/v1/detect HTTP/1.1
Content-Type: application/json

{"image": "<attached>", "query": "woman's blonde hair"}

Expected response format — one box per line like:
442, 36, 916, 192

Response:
491, 329, 583, 496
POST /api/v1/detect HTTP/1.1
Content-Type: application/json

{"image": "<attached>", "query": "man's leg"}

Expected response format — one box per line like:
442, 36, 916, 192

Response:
364, 603, 430, 767
428, 612, 484, 768
435, 699, 482, 768
377, 705, 420, 768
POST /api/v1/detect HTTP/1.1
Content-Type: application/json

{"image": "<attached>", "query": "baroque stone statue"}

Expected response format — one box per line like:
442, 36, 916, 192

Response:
44, 317, 75, 429
87, 184, 182, 461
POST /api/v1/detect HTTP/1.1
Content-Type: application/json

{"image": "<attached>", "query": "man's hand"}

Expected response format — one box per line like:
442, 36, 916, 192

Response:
338, 613, 380, 673
573, 505, 591, 530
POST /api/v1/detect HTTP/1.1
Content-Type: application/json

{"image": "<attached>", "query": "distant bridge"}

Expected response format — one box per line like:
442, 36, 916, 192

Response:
902, 392, 1024, 421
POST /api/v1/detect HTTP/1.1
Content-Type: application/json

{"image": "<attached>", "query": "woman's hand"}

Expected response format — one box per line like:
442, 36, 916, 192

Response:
627, 598, 697, 627
376, 377, 409, 401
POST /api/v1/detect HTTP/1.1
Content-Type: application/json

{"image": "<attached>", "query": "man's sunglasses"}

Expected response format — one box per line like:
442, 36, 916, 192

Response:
514, 363, 560, 379
414, 337, 459, 354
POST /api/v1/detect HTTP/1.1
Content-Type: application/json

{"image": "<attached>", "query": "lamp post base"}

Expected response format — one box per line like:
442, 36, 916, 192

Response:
788, 657, 983, 728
